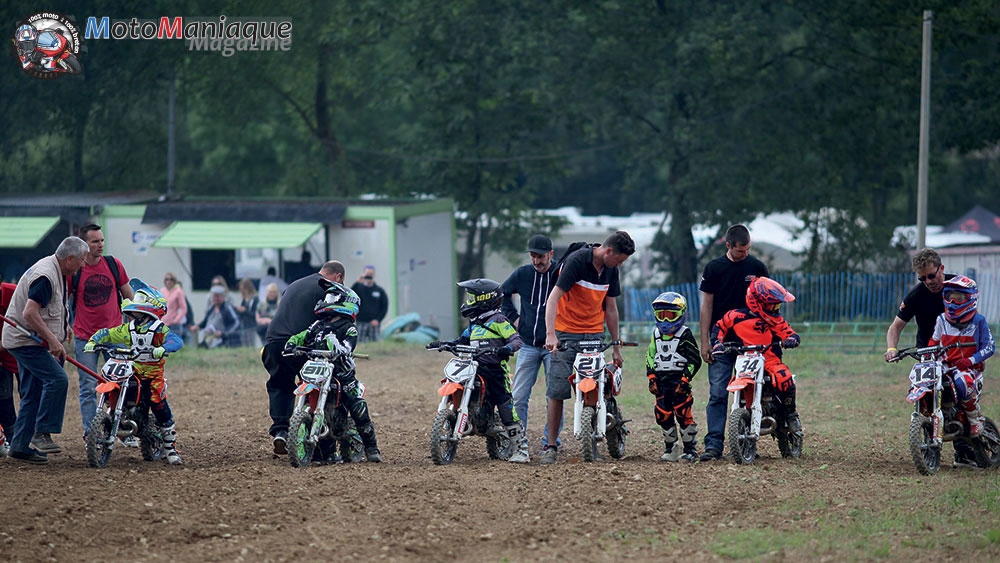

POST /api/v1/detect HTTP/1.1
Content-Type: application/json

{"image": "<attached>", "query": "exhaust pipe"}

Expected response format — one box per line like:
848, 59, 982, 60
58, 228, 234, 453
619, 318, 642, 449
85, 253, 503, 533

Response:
759, 416, 777, 436
116, 419, 138, 438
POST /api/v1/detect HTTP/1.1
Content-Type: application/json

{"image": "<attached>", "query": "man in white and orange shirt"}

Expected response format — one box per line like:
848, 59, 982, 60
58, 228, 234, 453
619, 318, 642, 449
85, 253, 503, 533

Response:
542, 231, 634, 465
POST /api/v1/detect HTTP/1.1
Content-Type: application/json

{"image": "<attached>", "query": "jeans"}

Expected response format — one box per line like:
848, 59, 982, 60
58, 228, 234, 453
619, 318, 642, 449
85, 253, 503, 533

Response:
73, 338, 108, 432
8, 346, 68, 454
511, 344, 561, 447
704, 353, 736, 453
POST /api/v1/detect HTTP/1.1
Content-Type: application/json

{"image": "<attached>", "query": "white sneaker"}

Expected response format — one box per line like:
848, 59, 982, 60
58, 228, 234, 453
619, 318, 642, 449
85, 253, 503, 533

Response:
0, 440, 9, 458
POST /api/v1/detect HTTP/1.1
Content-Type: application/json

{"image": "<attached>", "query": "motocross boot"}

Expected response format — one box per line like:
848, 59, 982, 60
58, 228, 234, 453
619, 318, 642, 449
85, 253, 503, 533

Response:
680, 423, 699, 462
660, 427, 680, 462
358, 424, 382, 463
964, 405, 984, 437
159, 424, 182, 465
785, 412, 803, 436
507, 425, 530, 464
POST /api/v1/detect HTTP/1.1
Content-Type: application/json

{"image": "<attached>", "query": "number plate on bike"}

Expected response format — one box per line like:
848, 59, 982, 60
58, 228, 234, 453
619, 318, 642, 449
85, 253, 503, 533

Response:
444, 358, 476, 382
300, 360, 332, 383
573, 351, 605, 375
909, 362, 938, 384
734, 354, 764, 378
101, 358, 132, 382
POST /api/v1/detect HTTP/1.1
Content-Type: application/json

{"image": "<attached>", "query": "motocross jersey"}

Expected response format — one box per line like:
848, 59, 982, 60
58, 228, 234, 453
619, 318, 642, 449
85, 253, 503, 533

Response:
89, 319, 183, 378
455, 310, 522, 377
286, 317, 360, 377
927, 312, 995, 371
645, 325, 702, 378
710, 307, 797, 359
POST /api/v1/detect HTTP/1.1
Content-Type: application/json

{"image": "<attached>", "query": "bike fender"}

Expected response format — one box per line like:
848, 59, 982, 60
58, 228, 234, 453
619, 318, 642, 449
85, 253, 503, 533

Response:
96, 381, 119, 394
727, 376, 753, 392
294, 382, 318, 396
438, 382, 463, 397
578, 378, 598, 393
907, 387, 930, 403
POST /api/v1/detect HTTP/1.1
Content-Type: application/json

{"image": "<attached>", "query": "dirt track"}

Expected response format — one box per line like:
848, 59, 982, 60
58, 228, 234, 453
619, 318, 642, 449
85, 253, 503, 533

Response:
1, 345, 998, 562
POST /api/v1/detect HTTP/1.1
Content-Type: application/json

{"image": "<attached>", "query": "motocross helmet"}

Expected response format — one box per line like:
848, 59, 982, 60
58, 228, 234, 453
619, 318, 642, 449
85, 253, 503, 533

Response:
746, 277, 795, 326
458, 278, 502, 319
314, 280, 360, 321
16, 24, 37, 53
942, 275, 978, 325
122, 279, 168, 321
651, 291, 687, 336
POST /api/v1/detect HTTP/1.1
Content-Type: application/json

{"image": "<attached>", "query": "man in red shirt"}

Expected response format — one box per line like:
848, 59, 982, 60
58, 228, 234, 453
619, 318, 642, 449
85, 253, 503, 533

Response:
0, 282, 19, 456
70, 224, 134, 436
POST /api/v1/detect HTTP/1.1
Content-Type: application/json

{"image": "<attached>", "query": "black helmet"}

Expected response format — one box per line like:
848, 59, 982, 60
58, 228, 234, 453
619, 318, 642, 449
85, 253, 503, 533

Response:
458, 278, 502, 319
314, 280, 360, 321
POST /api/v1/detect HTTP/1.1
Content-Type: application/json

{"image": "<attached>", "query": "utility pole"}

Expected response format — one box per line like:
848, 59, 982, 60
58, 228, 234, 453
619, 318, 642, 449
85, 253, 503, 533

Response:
916, 10, 932, 249
167, 72, 177, 199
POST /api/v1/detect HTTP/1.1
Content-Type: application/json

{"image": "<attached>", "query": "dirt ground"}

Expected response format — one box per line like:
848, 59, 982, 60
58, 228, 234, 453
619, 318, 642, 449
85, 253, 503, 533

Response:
1, 344, 998, 562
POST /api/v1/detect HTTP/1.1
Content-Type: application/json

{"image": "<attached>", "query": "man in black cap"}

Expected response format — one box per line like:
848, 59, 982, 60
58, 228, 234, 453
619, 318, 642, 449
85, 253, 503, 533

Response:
500, 234, 560, 460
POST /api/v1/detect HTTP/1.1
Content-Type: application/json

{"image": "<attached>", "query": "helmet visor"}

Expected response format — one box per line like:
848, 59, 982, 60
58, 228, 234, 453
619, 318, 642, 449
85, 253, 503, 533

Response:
653, 309, 682, 323
944, 290, 970, 304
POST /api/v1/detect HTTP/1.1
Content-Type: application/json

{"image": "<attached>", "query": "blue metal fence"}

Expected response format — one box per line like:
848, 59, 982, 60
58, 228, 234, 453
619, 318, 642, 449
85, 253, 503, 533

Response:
625, 272, 916, 324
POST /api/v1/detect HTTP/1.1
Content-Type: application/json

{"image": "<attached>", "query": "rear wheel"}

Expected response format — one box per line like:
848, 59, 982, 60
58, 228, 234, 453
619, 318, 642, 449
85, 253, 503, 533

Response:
908, 415, 940, 475
430, 410, 458, 465
288, 409, 316, 468
728, 408, 757, 465
581, 406, 598, 462
140, 412, 162, 462
86, 412, 114, 468
973, 418, 1000, 469
606, 401, 626, 459
776, 417, 803, 459
486, 414, 514, 461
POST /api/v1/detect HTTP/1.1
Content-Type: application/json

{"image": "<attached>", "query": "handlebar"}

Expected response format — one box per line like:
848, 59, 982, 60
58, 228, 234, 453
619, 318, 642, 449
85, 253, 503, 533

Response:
86, 344, 168, 360
889, 341, 976, 363
426, 343, 491, 357
555, 340, 639, 353
711, 343, 770, 357
283, 346, 369, 360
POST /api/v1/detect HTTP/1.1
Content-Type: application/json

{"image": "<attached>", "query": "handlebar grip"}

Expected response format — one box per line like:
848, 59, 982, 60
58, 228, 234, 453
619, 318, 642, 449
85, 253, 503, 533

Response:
352, 353, 370, 360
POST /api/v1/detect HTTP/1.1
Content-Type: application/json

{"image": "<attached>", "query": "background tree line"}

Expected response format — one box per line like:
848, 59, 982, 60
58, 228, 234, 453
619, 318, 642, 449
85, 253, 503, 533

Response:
2, 0, 998, 282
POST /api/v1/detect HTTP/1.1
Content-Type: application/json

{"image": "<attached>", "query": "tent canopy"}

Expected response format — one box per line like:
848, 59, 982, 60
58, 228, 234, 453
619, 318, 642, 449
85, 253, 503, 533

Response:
152, 221, 322, 249
0, 216, 59, 248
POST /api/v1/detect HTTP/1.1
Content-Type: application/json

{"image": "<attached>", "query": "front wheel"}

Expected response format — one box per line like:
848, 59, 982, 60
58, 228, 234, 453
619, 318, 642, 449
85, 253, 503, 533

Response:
580, 406, 598, 462
728, 408, 757, 465
86, 411, 114, 468
288, 409, 316, 468
908, 415, 940, 475
973, 417, 1000, 469
430, 410, 458, 465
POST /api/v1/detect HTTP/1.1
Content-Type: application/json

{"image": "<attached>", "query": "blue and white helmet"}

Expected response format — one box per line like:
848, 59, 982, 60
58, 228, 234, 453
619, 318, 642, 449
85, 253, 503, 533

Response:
651, 291, 687, 336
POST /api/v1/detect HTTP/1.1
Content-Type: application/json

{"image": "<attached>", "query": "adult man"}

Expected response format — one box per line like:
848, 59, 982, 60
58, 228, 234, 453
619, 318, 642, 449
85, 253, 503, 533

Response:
698, 224, 769, 461
542, 231, 635, 464
884, 248, 977, 467
262, 260, 346, 453
2, 237, 88, 464
501, 234, 559, 458
260, 266, 288, 294
351, 266, 389, 343
70, 224, 134, 435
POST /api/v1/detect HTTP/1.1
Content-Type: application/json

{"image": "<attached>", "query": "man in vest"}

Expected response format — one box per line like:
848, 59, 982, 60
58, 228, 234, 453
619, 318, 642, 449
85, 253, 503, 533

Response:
70, 224, 134, 436
1, 237, 88, 464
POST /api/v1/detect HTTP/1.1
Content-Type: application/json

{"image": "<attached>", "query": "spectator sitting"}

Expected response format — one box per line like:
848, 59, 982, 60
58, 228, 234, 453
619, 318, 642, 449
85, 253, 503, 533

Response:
255, 283, 280, 344
236, 278, 260, 347
205, 275, 233, 308
191, 285, 240, 348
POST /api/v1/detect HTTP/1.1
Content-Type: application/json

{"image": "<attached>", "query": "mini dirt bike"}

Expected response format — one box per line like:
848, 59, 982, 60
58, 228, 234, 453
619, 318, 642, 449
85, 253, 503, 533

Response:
715, 342, 802, 464
891, 342, 1000, 475
285, 346, 369, 468
560, 339, 638, 462
84, 345, 166, 468
427, 343, 516, 465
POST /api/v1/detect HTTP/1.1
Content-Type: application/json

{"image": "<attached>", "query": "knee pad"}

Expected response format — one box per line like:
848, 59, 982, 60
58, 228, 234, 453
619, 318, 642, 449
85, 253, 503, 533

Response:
680, 422, 698, 443
952, 372, 981, 401
662, 426, 678, 443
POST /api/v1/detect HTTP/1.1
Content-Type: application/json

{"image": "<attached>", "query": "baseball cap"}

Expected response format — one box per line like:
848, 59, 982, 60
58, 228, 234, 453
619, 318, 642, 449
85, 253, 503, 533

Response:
527, 235, 553, 254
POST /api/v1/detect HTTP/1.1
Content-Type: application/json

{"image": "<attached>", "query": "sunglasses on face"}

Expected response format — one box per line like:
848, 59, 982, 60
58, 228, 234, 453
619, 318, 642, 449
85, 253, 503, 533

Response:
164, 277, 175, 282
918, 269, 939, 282
653, 309, 682, 323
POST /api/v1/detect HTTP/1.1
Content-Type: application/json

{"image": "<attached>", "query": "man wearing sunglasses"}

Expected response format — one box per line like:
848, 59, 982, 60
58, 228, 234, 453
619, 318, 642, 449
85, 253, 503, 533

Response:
884, 248, 978, 467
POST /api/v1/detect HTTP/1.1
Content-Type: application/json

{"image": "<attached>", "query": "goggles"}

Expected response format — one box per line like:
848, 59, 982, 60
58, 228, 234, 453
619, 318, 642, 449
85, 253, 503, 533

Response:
944, 290, 970, 304
764, 303, 781, 313
653, 309, 682, 323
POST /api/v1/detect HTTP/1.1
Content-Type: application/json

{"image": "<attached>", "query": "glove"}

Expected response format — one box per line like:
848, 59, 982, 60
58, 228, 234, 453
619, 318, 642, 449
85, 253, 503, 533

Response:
426, 341, 442, 350
497, 346, 513, 360
676, 376, 692, 395
283, 341, 296, 354
152, 347, 165, 360
782, 335, 800, 349
647, 375, 658, 395
83, 340, 96, 353
954, 358, 973, 370
711, 342, 724, 355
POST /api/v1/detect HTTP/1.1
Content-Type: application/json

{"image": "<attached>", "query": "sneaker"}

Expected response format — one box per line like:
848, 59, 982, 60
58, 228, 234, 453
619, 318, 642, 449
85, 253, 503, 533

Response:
30, 433, 61, 454
272, 431, 288, 455
539, 446, 558, 465
0, 440, 9, 458
699, 448, 722, 462
10, 449, 48, 464
122, 436, 140, 448
364, 446, 382, 463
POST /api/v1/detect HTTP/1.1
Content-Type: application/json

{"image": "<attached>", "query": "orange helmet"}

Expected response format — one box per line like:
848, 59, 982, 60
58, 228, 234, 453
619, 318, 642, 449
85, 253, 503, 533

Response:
746, 277, 794, 325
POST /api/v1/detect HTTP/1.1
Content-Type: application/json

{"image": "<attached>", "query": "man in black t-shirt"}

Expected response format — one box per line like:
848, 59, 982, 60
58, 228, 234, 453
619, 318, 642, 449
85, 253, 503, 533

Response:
261, 260, 346, 454
883, 248, 976, 468
351, 266, 389, 343
697, 225, 769, 460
